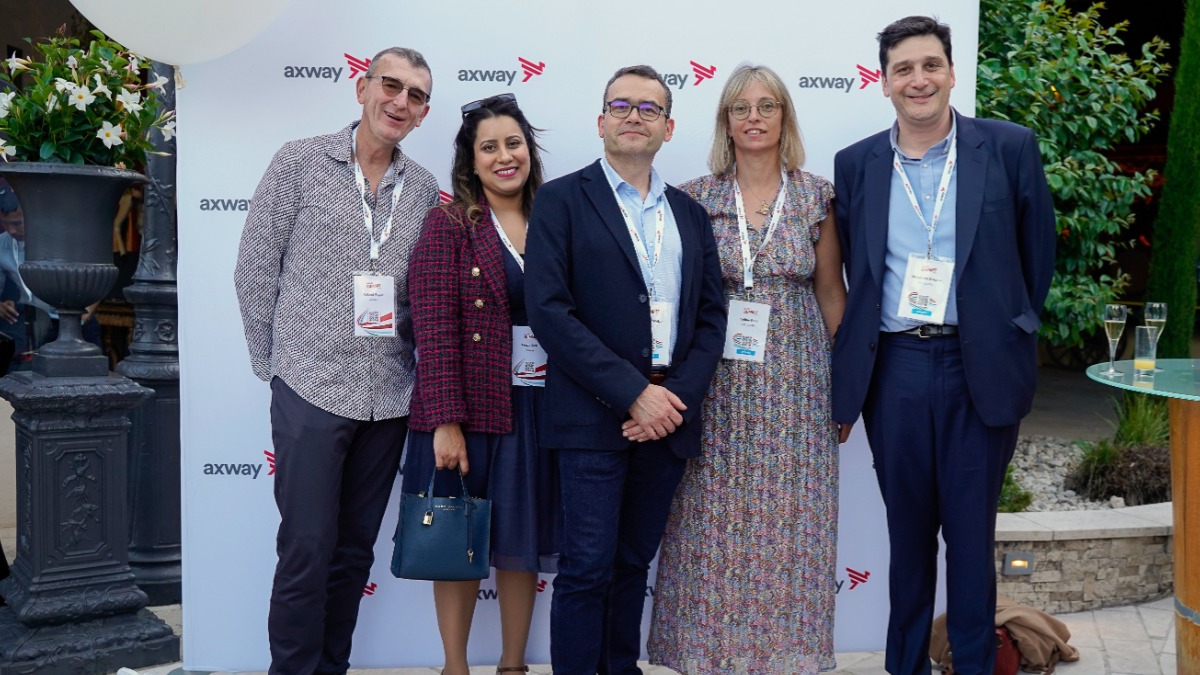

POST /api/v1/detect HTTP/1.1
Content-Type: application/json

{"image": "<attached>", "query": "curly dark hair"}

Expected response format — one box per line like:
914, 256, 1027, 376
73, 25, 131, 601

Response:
448, 94, 545, 223
877, 16, 953, 74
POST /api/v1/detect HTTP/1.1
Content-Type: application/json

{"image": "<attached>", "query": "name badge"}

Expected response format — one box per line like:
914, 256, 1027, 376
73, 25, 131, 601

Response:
511, 325, 547, 387
897, 253, 954, 325
650, 301, 674, 367
352, 273, 396, 337
723, 300, 771, 362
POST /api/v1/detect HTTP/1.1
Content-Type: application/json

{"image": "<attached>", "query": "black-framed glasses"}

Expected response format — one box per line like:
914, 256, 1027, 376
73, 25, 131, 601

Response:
728, 99, 782, 120
605, 99, 666, 122
461, 93, 517, 116
366, 75, 430, 106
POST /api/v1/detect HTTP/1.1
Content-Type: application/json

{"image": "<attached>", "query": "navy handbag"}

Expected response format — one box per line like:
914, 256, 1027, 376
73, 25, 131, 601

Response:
390, 469, 491, 581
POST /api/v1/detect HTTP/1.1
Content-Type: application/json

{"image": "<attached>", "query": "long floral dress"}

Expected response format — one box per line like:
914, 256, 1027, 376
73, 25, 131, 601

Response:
647, 170, 839, 674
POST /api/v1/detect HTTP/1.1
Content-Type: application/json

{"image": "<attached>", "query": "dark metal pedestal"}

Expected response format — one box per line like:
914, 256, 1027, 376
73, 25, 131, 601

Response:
0, 372, 180, 674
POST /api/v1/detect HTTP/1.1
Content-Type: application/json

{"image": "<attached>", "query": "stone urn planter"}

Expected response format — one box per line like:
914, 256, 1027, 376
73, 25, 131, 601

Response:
0, 162, 143, 377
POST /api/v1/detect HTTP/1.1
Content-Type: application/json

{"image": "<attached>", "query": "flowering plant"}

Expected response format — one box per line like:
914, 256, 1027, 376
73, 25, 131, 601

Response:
0, 29, 175, 168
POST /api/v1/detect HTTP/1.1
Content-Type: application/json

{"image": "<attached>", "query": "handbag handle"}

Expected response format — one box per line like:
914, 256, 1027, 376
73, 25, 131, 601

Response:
421, 469, 478, 563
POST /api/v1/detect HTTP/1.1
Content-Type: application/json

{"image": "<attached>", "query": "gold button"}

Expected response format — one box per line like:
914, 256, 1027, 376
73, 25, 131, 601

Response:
472, 333, 481, 342
474, 299, 484, 308
471, 267, 481, 277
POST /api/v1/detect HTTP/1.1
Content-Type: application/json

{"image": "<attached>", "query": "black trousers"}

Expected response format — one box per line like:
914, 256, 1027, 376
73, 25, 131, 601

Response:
267, 378, 407, 675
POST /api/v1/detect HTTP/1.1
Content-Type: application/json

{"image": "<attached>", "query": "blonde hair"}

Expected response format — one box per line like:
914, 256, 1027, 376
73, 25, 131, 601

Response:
707, 64, 805, 176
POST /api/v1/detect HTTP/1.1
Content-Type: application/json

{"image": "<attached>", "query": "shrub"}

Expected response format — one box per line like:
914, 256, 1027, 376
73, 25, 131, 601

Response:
1065, 393, 1170, 503
998, 465, 1034, 513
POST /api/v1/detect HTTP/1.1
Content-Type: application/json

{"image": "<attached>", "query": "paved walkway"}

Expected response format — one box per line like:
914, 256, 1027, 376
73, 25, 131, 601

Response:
124, 594, 1176, 675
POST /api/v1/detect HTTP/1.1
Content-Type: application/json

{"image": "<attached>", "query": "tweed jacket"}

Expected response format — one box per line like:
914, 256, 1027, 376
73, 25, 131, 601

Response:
408, 199, 517, 434
234, 122, 440, 420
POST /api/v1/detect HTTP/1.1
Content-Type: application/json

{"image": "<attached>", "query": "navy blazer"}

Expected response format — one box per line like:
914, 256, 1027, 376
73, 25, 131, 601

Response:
525, 159, 726, 457
832, 112, 1056, 428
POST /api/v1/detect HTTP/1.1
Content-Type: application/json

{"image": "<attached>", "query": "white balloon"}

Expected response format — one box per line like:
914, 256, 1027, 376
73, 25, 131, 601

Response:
69, 0, 291, 65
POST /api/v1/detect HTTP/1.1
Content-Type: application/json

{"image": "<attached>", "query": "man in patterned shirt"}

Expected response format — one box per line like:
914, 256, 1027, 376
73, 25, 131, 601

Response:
234, 46, 440, 675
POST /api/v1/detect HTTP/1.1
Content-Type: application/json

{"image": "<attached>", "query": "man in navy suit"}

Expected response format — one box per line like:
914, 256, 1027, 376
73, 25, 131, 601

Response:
832, 16, 1056, 675
525, 65, 725, 675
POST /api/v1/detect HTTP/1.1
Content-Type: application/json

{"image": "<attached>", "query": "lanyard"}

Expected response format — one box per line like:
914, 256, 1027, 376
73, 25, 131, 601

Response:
490, 209, 526, 273
892, 135, 956, 259
733, 167, 788, 290
351, 133, 406, 265
602, 169, 666, 296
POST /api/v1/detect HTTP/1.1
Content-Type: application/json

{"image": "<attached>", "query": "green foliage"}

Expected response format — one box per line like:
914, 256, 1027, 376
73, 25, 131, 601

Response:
998, 464, 1034, 513
0, 28, 175, 168
1146, 0, 1200, 359
1065, 393, 1171, 504
977, 0, 1170, 349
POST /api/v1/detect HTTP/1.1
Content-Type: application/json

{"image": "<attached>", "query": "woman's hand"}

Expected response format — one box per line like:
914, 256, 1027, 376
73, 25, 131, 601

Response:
433, 423, 469, 474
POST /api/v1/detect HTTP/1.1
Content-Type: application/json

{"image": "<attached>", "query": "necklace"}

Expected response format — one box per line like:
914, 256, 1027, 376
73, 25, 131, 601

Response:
738, 177, 778, 217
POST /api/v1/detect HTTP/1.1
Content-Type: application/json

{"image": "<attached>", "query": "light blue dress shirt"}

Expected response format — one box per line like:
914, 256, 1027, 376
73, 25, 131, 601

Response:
600, 157, 683, 358
880, 119, 959, 332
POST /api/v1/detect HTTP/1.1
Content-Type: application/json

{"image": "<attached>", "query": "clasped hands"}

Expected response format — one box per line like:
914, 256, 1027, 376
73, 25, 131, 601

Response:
621, 383, 687, 443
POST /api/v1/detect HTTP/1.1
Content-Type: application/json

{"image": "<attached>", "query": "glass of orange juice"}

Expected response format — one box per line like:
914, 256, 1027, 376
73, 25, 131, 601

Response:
1134, 325, 1156, 376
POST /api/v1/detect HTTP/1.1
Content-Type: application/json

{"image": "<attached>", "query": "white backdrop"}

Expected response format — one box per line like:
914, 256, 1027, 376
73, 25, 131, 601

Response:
177, 0, 978, 669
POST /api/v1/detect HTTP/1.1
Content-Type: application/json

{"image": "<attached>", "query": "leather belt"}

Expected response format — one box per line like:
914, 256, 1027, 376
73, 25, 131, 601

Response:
649, 369, 668, 385
899, 324, 959, 339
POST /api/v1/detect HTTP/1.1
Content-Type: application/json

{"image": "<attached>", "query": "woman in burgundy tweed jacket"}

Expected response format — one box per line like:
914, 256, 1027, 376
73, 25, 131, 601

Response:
401, 93, 558, 675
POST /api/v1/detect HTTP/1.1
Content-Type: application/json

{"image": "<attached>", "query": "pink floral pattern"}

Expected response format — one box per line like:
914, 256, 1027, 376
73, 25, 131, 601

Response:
648, 169, 839, 674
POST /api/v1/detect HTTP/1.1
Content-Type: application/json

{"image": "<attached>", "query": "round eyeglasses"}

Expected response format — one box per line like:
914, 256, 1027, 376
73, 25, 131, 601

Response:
728, 99, 782, 120
605, 99, 666, 122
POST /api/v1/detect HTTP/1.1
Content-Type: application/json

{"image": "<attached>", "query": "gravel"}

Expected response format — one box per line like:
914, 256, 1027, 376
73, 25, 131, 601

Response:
1010, 435, 1120, 511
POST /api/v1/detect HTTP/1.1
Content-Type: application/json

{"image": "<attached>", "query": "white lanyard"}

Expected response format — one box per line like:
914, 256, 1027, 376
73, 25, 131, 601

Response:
490, 210, 526, 273
602, 169, 666, 296
351, 133, 406, 264
733, 167, 788, 290
892, 135, 956, 259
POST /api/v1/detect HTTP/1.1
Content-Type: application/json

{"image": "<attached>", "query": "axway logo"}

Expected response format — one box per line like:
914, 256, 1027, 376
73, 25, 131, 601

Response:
690, 61, 716, 86
281, 53, 371, 84
363, 582, 378, 596
438, 190, 453, 204
202, 461, 263, 479
797, 64, 882, 93
199, 198, 251, 212
346, 53, 370, 79
460, 56, 545, 86
835, 567, 872, 593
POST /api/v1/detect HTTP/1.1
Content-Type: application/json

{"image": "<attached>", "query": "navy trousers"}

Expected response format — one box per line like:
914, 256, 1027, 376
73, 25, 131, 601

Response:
862, 333, 1018, 675
267, 378, 407, 675
551, 442, 687, 675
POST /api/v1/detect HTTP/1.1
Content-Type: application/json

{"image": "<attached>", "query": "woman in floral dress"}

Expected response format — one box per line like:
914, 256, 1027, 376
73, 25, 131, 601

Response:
647, 64, 847, 674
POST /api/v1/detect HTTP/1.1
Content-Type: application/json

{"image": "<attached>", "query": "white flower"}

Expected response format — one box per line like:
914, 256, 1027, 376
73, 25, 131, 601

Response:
100, 59, 112, 72
5, 53, 28, 74
0, 140, 15, 158
147, 73, 169, 90
69, 87, 96, 111
0, 91, 13, 119
45, 92, 59, 113
54, 77, 76, 93
116, 88, 142, 113
96, 121, 124, 148
160, 120, 176, 142
92, 75, 111, 99
126, 55, 140, 72
66, 55, 78, 69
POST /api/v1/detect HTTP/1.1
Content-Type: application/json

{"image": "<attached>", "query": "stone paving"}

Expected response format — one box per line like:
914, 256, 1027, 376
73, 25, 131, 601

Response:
122, 595, 1177, 675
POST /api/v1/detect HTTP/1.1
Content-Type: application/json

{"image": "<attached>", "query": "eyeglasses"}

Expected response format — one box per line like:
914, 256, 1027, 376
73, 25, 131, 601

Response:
366, 75, 430, 106
461, 93, 517, 116
605, 99, 667, 122
728, 99, 782, 120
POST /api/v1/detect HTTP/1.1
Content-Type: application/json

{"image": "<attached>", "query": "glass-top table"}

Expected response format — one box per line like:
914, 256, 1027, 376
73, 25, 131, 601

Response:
1085, 358, 1200, 401
1088, 358, 1200, 667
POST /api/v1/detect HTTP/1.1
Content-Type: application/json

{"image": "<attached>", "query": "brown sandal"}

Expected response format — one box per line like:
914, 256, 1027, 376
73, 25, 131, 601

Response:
496, 668, 529, 674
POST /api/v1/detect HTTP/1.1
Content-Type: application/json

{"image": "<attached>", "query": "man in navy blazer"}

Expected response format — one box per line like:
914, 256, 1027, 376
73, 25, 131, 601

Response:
525, 65, 725, 675
832, 16, 1055, 675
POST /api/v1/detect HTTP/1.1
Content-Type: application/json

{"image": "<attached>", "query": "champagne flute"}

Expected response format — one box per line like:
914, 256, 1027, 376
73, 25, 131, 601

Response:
1145, 302, 1167, 371
1101, 304, 1127, 377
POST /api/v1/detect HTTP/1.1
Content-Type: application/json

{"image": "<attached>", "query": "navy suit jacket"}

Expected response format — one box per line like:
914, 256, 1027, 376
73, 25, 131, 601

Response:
525, 159, 726, 457
832, 112, 1056, 428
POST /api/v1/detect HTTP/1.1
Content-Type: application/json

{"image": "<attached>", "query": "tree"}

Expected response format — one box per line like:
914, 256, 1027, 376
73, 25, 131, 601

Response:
1146, 0, 1200, 359
977, 0, 1170, 352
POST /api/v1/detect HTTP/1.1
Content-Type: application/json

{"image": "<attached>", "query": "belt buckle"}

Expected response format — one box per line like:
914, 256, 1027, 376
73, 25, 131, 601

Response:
915, 325, 935, 339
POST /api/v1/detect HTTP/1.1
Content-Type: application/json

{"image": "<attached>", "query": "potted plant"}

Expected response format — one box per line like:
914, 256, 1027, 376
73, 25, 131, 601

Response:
0, 27, 175, 376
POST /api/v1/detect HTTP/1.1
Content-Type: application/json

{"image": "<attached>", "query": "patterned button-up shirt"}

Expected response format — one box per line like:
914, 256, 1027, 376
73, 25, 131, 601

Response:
234, 123, 440, 420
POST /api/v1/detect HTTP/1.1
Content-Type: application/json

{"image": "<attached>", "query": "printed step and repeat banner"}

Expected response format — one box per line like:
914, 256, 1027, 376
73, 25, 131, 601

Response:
177, 0, 977, 669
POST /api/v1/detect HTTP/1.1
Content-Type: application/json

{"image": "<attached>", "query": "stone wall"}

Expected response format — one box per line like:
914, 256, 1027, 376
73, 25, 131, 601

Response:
994, 535, 1174, 613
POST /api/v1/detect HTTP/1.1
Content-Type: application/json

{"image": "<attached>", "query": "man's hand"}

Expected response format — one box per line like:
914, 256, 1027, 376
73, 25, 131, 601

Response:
433, 423, 469, 474
623, 384, 686, 442
838, 422, 854, 444
0, 300, 18, 324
